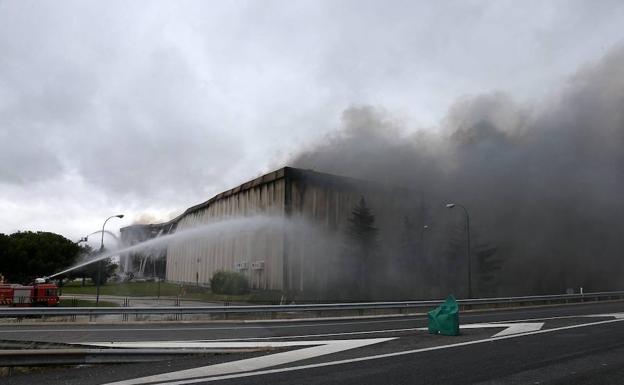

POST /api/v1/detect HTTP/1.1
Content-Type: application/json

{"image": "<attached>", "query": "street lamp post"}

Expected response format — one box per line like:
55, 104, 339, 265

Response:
97, 214, 124, 304
446, 203, 471, 299
420, 225, 429, 259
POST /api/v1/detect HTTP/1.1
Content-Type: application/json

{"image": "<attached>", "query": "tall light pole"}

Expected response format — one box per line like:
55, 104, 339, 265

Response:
446, 203, 471, 299
97, 214, 124, 304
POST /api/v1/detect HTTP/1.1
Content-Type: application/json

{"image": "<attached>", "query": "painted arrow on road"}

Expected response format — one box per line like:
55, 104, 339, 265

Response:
417, 322, 544, 337
90, 338, 395, 385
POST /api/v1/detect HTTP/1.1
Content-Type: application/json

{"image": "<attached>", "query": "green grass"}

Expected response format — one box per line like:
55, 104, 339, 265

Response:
60, 281, 283, 303
58, 298, 119, 307
62, 281, 182, 297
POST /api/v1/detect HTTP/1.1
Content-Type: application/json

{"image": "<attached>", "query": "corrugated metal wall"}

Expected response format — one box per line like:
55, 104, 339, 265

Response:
286, 181, 361, 293
166, 179, 286, 290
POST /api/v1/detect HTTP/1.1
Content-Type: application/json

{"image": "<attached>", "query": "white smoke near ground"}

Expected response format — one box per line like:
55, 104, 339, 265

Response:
290, 45, 624, 296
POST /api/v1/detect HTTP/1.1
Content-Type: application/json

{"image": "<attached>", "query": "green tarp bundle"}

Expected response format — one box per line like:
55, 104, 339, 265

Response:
428, 295, 460, 336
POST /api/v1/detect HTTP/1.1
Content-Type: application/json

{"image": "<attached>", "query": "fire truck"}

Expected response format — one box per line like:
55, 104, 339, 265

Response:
0, 278, 59, 307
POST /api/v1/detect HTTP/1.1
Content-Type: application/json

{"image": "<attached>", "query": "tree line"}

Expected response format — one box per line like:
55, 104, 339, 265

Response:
0, 231, 115, 285
337, 197, 503, 300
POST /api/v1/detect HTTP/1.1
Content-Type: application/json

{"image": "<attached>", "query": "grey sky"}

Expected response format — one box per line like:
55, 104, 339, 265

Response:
0, 0, 623, 242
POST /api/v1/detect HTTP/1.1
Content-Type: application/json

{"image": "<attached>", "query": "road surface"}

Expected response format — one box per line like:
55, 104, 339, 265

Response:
1, 301, 623, 384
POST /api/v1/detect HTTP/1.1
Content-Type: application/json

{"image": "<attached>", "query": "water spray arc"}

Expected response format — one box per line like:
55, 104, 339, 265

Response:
48, 216, 287, 281
96, 214, 124, 304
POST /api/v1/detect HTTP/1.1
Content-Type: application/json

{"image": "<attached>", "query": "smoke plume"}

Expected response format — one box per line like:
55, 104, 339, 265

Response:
290, 45, 624, 296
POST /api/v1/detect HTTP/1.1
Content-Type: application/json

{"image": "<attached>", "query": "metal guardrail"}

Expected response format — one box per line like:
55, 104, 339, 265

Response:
0, 290, 622, 318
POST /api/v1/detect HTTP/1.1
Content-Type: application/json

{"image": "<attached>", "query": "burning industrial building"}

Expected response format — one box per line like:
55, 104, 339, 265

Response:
120, 46, 624, 301
120, 167, 424, 300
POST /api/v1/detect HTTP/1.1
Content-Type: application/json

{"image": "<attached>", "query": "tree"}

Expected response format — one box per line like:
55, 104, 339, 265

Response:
442, 223, 466, 296
475, 242, 502, 297
443, 224, 503, 298
400, 216, 419, 265
0, 231, 80, 283
344, 197, 379, 297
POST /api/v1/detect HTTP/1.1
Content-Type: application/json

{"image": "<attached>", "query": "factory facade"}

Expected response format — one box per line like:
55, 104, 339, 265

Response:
121, 167, 421, 297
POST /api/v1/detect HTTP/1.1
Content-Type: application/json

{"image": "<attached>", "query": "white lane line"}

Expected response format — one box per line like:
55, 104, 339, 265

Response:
0, 317, 426, 334
83, 340, 340, 349
143, 318, 624, 385
100, 338, 395, 385
80, 326, 416, 346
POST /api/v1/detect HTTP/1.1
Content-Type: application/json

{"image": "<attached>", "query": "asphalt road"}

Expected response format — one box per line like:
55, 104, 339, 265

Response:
1, 300, 623, 385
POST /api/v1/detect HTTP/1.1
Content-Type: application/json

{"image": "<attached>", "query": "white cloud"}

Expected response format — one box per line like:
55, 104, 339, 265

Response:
0, 0, 623, 239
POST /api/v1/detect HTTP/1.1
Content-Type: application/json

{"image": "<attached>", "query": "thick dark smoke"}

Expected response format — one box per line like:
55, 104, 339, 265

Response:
291, 45, 624, 296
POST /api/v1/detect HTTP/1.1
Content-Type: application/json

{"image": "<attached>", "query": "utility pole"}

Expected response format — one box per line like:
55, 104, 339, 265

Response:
446, 203, 472, 299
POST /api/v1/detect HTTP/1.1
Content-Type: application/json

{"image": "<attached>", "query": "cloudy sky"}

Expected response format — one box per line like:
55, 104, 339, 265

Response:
1, 0, 623, 243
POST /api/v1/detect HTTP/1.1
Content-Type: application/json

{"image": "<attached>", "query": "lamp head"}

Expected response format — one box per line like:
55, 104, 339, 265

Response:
116, 214, 124, 219
446, 203, 456, 209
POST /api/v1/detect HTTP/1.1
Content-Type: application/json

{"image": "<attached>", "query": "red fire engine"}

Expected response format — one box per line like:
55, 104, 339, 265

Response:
0, 278, 59, 307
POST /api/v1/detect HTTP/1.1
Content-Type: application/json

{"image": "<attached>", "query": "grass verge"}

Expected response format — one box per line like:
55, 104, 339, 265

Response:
60, 281, 282, 303
58, 298, 119, 307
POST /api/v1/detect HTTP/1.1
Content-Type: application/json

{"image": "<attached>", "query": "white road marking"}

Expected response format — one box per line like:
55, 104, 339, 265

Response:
77, 320, 542, 347
583, 312, 624, 319
93, 320, 539, 385
0, 317, 426, 334
416, 322, 544, 337
83, 340, 376, 349
84, 327, 419, 344
469, 322, 544, 337
100, 338, 395, 385
189, 321, 542, 342
141, 318, 624, 385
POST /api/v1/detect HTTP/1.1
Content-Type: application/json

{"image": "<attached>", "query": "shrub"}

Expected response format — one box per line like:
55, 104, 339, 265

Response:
210, 271, 250, 295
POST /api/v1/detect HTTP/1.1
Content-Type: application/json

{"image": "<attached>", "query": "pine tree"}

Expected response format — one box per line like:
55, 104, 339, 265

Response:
475, 242, 502, 297
400, 216, 419, 263
345, 197, 378, 297
442, 223, 466, 295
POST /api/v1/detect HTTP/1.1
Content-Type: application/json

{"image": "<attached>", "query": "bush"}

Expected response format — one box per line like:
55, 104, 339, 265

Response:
210, 271, 250, 295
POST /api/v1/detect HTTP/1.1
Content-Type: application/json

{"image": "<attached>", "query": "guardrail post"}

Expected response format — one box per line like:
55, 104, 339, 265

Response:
72, 297, 77, 322
122, 298, 128, 322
